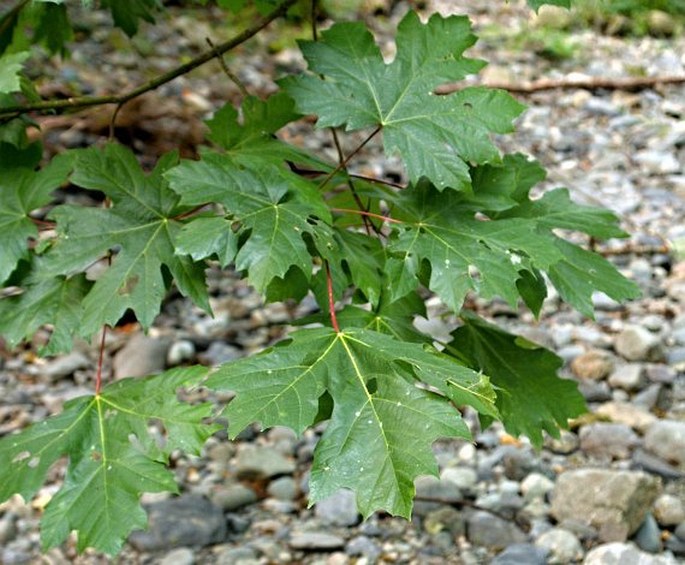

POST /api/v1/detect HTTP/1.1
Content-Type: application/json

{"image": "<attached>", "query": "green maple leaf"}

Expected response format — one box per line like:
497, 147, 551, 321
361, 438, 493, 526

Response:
447, 313, 585, 447
101, 0, 160, 36
0, 274, 90, 355
208, 328, 497, 517
166, 159, 335, 292
0, 51, 29, 93
386, 179, 563, 311
283, 11, 524, 190
0, 367, 220, 555
0, 150, 72, 285
39, 144, 209, 336
527, 0, 571, 10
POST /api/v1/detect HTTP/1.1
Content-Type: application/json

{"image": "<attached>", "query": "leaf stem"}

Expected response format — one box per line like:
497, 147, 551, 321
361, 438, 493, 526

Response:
205, 37, 250, 97
317, 125, 382, 190
95, 325, 107, 395
0, 0, 297, 120
324, 260, 340, 333
331, 207, 402, 224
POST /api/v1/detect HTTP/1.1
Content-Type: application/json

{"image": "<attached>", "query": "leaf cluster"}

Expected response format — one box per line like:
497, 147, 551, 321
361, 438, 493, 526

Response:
0, 0, 639, 556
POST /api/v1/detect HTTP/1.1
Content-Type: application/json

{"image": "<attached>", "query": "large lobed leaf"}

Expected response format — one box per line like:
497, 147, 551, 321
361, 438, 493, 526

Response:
383, 154, 640, 317
166, 156, 335, 292
283, 11, 525, 191
0, 367, 219, 555
208, 328, 497, 518
38, 144, 209, 336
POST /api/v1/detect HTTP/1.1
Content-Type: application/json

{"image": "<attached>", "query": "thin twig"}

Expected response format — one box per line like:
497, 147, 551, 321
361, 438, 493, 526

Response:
95, 325, 107, 395
436, 74, 685, 95
205, 37, 249, 97
310, 0, 318, 41
317, 125, 382, 190
0, 0, 297, 120
331, 207, 402, 224
325, 261, 340, 333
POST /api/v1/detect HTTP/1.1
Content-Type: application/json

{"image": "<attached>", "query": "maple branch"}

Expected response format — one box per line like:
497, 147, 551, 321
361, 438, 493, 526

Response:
172, 203, 214, 221
324, 261, 340, 333
331, 207, 402, 224
317, 125, 382, 190
0, 0, 297, 120
436, 74, 685, 95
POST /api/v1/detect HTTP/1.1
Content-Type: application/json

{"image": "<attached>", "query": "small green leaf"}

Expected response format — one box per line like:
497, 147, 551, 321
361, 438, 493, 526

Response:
0, 150, 72, 284
548, 240, 640, 317
0, 274, 90, 355
0, 51, 29, 93
448, 313, 585, 447
0, 367, 219, 555
167, 158, 335, 292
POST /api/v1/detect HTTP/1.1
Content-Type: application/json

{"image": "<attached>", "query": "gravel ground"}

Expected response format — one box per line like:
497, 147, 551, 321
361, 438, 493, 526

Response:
1, 1, 685, 563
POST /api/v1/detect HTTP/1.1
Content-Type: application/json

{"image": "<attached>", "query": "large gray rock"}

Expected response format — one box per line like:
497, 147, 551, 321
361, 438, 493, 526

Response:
583, 542, 679, 564
644, 420, 685, 468
551, 470, 661, 542
129, 495, 226, 551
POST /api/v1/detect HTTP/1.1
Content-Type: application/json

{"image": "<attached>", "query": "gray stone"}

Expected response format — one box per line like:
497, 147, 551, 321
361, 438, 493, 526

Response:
492, 543, 548, 565
43, 351, 91, 381
644, 420, 685, 468
159, 547, 195, 565
0, 514, 17, 544
234, 445, 296, 479
466, 511, 527, 550
632, 449, 685, 480
634, 150, 681, 175
653, 494, 685, 526
199, 342, 242, 365
113, 333, 171, 379
212, 484, 258, 511
167, 339, 196, 366
608, 364, 646, 391
579, 423, 640, 460
345, 535, 381, 561
414, 475, 463, 514
535, 528, 583, 564
583, 542, 679, 564
521, 472, 555, 502
665, 534, 685, 556
314, 489, 359, 527
289, 532, 345, 550
545, 430, 580, 454
440, 467, 478, 493
571, 349, 615, 380
215, 546, 258, 565
634, 513, 662, 553
129, 495, 226, 551
595, 401, 657, 433
614, 326, 664, 362
267, 476, 298, 501
551, 470, 661, 542
423, 506, 465, 537
667, 347, 685, 369
633, 384, 663, 410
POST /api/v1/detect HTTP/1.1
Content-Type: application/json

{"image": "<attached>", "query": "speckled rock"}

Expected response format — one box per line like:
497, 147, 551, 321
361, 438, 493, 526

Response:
644, 420, 685, 468
551, 470, 661, 542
